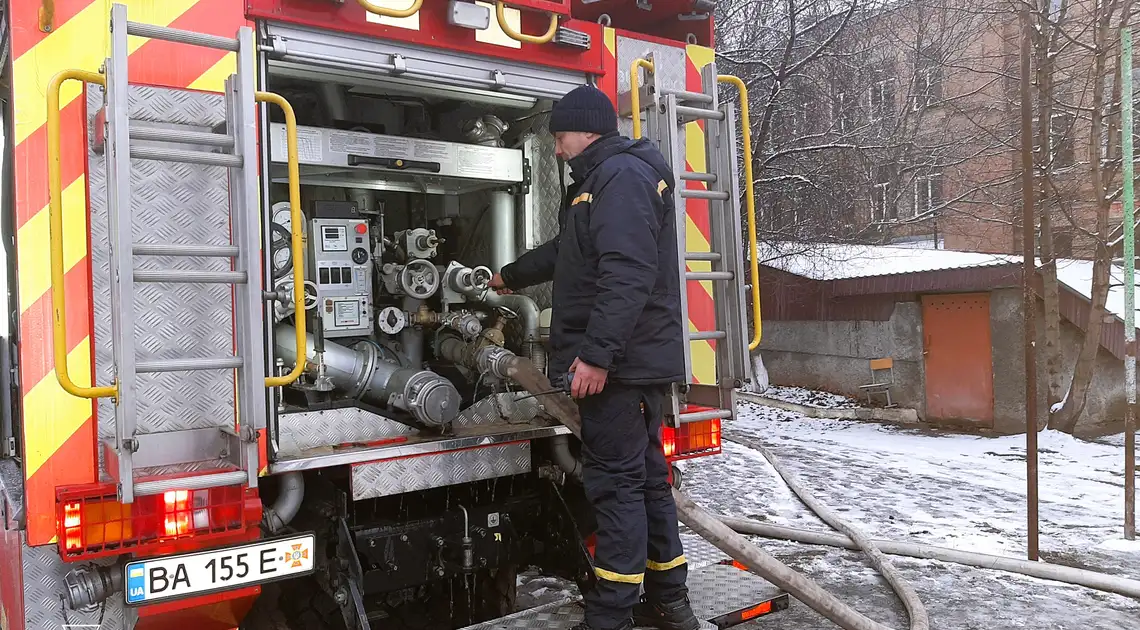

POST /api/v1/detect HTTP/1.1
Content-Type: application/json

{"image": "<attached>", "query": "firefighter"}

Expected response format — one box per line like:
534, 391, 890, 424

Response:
489, 85, 699, 630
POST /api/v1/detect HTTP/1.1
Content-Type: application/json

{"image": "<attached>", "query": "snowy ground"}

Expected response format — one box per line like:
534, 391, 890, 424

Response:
758, 385, 859, 409
677, 401, 1140, 629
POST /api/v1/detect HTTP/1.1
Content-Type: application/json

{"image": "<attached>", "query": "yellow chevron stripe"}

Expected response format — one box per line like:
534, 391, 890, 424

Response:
188, 51, 238, 92
647, 555, 687, 571
604, 27, 616, 57
686, 44, 716, 71
17, 176, 88, 312
685, 215, 714, 297
594, 567, 644, 584
24, 338, 95, 480
688, 320, 716, 384
14, 0, 200, 144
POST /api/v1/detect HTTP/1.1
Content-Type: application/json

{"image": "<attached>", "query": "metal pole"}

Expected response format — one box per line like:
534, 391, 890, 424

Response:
1020, 9, 1041, 561
1121, 27, 1136, 541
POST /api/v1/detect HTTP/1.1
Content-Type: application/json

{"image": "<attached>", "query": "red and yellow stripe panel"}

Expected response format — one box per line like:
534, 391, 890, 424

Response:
12, 0, 248, 547
684, 44, 718, 386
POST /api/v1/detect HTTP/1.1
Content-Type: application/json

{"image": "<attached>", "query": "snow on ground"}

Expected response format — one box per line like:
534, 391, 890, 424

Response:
759, 385, 859, 409
678, 401, 1140, 629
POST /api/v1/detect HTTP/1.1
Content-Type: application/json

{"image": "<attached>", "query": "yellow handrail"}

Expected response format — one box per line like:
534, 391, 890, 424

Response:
717, 75, 762, 350
255, 91, 308, 387
48, 69, 117, 400
357, 0, 422, 19
630, 58, 654, 139
495, 2, 559, 46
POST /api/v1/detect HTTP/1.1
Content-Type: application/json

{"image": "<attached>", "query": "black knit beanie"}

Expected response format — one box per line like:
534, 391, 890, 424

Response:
549, 85, 618, 135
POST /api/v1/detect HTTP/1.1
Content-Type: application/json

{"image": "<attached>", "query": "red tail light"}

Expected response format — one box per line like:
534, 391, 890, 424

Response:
56, 483, 256, 560
662, 416, 722, 461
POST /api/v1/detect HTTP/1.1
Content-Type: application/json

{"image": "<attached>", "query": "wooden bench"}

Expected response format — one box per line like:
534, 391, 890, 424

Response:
858, 358, 897, 407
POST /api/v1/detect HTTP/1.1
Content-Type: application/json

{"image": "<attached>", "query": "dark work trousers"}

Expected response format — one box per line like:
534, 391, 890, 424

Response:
579, 382, 688, 630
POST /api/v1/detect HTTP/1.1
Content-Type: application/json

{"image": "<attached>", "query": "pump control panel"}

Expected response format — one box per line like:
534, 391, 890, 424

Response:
310, 217, 373, 338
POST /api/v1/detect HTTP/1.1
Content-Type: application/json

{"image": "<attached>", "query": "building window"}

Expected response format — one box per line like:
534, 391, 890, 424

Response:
869, 74, 896, 123
914, 172, 942, 216
1050, 112, 1075, 167
912, 48, 943, 110
872, 165, 897, 222
833, 90, 858, 133
1053, 230, 1074, 258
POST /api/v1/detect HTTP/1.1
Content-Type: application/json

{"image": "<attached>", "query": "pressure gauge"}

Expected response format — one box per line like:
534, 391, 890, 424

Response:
271, 201, 294, 232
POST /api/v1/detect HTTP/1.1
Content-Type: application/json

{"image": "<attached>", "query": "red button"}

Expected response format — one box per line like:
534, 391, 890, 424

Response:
354, 223, 367, 234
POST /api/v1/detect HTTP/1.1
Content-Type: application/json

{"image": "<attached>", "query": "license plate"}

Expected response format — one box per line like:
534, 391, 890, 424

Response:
124, 533, 315, 605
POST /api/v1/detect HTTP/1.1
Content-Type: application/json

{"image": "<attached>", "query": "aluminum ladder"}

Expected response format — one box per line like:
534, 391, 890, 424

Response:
47, 4, 303, 503
627, 57, 754, 427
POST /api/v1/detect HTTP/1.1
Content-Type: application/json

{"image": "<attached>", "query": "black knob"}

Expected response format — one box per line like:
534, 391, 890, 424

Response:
351, 248, 369, 264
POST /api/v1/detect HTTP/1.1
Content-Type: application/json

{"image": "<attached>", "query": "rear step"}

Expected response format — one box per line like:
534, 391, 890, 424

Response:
459, 563, 786, 630
461, 533, 787, 630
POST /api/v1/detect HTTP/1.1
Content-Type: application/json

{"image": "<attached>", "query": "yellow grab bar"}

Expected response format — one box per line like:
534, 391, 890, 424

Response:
357, 0, 422, 19
48, 69, 117, 400
717, 75, 762, 350
495, 2, 559, 45
256, 91, 308, 387
630, 58, 654, 139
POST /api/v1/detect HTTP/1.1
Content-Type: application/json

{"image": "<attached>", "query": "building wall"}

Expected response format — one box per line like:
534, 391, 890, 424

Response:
758, 301, 926, 410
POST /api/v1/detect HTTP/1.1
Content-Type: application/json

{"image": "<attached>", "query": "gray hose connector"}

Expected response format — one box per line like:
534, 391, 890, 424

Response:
726, 434, 929, 630
718, 517, 1140, 600
264, 471, 305, 533
549, 434, 581, 480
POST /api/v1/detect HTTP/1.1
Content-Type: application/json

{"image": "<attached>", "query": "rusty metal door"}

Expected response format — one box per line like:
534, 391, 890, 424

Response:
921, 293, 995, 426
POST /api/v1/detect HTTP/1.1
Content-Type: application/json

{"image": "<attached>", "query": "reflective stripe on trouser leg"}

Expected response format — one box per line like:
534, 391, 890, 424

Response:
643, 386, 689, 602
580, 384, 651, 630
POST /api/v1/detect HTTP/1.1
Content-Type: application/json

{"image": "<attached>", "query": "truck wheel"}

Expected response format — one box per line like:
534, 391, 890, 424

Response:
243, 580, 347, 630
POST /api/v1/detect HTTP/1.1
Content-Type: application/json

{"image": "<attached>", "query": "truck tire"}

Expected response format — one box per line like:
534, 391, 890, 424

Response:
243, 580, 348, 630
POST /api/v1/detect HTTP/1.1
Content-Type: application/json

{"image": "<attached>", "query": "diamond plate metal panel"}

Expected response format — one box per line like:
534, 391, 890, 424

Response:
460, 564, 771, 630
88, 86, 238, 441
519, 122, 560, 312
461, 598, 584, 630
21, 537, 128, 630
0, 459, 23, 529
679, 530, 730, 570
275, 393, 543, 456
351, 441, 532, 500
687, 563, 784, 623
616, 38, 687, 145
277, 407, 417, 457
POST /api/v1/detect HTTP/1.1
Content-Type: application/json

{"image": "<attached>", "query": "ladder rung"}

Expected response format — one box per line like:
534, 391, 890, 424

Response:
134, 470, 248, 497
662, 89, 714, 105
126, 21, 240, 52
681, 172, 717, 183
686, 252, 722, 262
676, 105, 726, 121
133, 243, 240, 258
134, 270, 248, 284
129, 126, 236, 148
679, 409, 733, 423
136, 356, 244, 374
687, 271, 734, 281
131, 145, 243, 168
689, 331, 727, 341
681, 189, 731, 201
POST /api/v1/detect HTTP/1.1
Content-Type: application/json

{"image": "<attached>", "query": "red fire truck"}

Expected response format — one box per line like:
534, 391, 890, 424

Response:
0, 2, 776, 629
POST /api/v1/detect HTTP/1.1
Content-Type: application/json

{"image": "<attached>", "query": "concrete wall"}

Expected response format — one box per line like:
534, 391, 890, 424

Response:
758, 302, 926, 411
1050, 313, 1138, 436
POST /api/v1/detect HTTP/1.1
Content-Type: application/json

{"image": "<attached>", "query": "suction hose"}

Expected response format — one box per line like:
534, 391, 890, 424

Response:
726, 434, 929, 630
501, 355, 924, 630
718, 517, 1140, 600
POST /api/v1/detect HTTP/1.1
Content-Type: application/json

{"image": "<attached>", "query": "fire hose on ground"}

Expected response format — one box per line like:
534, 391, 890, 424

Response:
503, 356, 928, 630
503, 356, 1140, 628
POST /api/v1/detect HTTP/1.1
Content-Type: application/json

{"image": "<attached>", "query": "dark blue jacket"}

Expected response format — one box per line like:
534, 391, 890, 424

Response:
502, 132, 685, 385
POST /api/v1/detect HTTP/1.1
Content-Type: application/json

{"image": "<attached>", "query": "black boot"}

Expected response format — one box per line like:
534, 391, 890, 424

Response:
633, 595, 701, 630
571, 620, 634, 630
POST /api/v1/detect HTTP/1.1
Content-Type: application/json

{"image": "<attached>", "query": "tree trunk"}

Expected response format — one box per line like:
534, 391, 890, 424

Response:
1053, 5, 1120, 432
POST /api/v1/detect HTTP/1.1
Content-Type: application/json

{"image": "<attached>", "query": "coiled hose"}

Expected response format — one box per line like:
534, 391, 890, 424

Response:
503, 356, 926, 630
